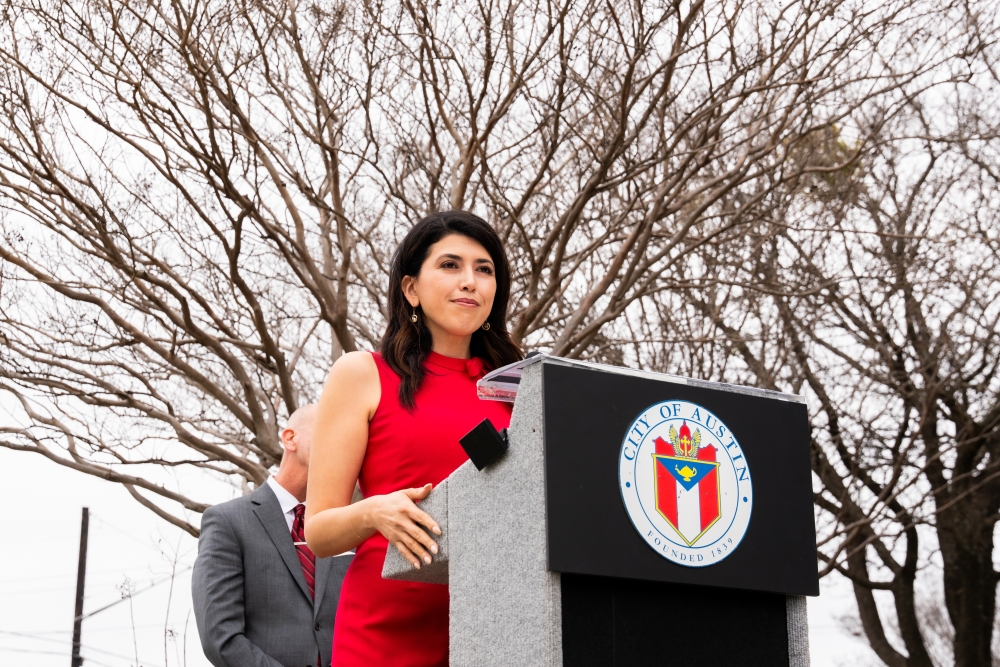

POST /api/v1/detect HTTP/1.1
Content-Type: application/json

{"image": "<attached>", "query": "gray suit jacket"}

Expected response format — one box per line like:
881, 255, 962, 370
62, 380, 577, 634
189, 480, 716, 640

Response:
192, 484, 352, 667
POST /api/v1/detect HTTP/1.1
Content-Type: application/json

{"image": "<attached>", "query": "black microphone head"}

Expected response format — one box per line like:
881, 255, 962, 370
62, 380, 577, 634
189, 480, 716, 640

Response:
459, 419, 509, 471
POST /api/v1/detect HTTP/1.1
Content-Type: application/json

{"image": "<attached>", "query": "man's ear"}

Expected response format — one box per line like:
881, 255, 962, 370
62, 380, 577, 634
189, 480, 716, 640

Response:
280, 427, 297, 452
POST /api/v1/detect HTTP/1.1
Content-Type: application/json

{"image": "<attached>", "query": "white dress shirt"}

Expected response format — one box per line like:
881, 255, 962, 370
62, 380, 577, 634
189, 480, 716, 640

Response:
266, 476, 302, 533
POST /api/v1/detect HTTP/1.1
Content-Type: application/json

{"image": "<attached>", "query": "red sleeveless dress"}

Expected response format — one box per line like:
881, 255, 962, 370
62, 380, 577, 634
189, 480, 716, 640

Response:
331, 351, 512, 667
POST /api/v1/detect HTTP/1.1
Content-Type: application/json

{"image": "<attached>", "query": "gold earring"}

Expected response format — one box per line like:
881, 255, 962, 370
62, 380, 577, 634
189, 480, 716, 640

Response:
482, 322, 490, 331
410, 308, 418, 323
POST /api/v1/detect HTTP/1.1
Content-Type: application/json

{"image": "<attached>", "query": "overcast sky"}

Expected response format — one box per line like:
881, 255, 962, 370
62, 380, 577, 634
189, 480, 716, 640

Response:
0, 446, 877, 667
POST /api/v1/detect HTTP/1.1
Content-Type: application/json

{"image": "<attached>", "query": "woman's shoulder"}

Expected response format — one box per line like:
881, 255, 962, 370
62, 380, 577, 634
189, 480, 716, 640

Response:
325, 351, 381, 412
330, 349, 379, 378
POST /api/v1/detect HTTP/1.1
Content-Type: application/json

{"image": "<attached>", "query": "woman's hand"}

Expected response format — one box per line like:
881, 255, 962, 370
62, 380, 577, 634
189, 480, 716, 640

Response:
366, 483, 443, 569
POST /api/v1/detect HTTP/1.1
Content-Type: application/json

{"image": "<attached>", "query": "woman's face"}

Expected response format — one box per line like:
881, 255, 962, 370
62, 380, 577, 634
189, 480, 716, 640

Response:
402, 233, 497, 341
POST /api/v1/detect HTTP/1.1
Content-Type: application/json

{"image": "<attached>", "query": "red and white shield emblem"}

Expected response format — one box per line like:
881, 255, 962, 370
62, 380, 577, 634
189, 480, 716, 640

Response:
653, 422, 721, 546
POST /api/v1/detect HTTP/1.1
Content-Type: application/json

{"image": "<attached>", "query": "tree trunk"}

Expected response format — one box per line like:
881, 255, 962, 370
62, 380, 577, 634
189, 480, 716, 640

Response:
939, 510, 998, 667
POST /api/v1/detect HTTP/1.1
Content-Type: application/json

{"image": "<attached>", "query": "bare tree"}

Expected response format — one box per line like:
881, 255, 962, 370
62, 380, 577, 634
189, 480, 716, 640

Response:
787, 134, 1000, 667
653, 42, 1000, 664
0, 0, 925, 531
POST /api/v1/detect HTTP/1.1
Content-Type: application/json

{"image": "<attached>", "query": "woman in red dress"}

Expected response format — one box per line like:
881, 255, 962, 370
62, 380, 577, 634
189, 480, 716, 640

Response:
305, 211, 522, 666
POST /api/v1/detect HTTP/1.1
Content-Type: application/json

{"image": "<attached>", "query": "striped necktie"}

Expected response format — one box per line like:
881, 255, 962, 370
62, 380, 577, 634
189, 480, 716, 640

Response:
292, 504, 316, 599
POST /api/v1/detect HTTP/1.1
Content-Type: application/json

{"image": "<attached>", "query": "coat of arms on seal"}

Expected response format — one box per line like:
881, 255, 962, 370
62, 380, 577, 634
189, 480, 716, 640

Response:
618, 400, 753, 567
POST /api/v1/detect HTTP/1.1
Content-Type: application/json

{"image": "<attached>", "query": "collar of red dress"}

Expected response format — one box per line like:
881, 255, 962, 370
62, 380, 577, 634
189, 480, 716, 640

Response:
426, 351, 485, 378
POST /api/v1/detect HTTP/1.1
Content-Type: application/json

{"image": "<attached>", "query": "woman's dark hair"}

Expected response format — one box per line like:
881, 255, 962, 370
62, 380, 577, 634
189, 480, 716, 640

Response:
380, 210, 523, 408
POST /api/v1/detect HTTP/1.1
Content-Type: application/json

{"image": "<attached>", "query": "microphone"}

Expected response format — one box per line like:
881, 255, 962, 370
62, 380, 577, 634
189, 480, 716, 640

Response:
459, 419, 509, 471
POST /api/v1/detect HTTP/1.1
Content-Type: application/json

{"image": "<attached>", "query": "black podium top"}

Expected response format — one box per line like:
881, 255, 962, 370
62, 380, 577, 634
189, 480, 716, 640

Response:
533, 358, 818, 597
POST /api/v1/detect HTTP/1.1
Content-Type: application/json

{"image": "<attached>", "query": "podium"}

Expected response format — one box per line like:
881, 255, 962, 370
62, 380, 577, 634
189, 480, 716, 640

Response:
383, 355, 817, 666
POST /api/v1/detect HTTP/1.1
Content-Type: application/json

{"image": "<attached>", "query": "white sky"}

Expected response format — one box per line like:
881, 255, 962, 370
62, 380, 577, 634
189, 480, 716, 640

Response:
0, 446, 878, 666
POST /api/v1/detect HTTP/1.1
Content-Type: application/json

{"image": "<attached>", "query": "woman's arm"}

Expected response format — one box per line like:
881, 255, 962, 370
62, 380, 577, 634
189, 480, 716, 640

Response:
304, 351, 442, 568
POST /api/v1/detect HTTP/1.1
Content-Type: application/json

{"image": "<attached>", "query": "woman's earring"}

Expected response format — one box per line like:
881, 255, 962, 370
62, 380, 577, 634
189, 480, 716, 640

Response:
482, 322, 491, 331
410, 308, 418, 323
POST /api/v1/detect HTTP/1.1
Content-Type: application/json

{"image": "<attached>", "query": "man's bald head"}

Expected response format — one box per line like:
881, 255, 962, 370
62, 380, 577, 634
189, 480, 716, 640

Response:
273, 403, 318, 501
286, 403, 318, 439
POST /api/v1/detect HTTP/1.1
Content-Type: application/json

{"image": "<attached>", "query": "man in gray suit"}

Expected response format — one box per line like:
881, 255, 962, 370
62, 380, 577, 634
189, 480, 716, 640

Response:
193, 404, 352, 667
